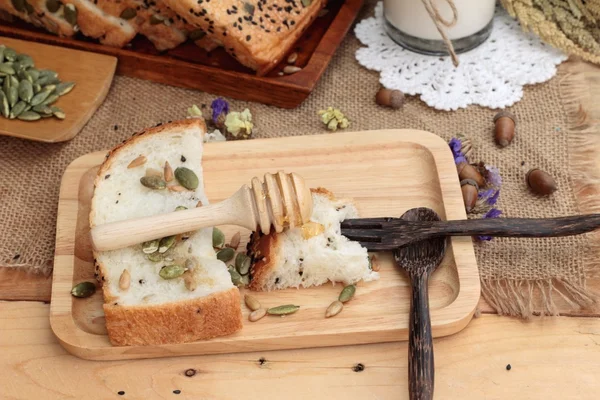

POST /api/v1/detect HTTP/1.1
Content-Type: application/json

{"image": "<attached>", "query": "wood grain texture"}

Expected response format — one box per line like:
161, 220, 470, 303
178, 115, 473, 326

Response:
1, 301, 600, 400
0, 0, 364, 109
51, 129, 480, 360
0, 36, 116, 142
0, 268, 51, 302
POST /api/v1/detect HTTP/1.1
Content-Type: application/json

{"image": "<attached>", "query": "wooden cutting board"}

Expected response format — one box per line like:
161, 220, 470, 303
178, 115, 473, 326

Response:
51, 129, 480, 360
0, 37, 116, 142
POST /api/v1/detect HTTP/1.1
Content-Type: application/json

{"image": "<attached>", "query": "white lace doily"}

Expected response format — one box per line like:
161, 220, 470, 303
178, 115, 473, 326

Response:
355, 3, 568, 111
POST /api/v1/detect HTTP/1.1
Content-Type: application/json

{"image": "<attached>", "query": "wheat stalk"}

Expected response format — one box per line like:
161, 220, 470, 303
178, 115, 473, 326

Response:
501, 0, 600, 63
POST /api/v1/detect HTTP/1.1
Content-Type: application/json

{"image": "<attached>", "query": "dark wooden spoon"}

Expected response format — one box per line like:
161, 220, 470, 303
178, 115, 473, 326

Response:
394, 208, 448, 400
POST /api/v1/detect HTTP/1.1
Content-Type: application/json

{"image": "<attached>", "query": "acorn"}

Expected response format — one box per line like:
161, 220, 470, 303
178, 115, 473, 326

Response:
526, 168, 557, 195
461, 179, 479, 212
457, 162, 485, 187
493, 111, 516, 147
375, 88, 404, 109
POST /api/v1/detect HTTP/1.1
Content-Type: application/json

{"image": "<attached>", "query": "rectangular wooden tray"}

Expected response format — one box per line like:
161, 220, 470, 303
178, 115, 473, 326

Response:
0, 0, 363, 109
51, 129, 480, 361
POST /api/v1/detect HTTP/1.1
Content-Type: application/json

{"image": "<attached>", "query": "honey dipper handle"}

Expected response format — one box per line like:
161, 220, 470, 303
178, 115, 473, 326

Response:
90, 187, 257, 252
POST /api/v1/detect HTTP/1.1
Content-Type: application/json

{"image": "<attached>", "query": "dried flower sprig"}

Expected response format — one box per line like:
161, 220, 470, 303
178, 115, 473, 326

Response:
318, 107, 350, 131
225, 109, 253, 138
211, 98, 229, 128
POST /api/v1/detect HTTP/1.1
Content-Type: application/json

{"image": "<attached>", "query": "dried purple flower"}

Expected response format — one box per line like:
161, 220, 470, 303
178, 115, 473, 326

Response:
478, 189, 500, 206
448, 137, 465, 164
211, 98, 229, 124
487, 190, 500, 206
485, 165, 502, 188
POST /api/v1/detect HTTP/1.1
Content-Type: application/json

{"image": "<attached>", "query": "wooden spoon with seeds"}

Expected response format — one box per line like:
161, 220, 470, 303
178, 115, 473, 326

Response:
90, 171, 313, 252
394, 208, 447, 400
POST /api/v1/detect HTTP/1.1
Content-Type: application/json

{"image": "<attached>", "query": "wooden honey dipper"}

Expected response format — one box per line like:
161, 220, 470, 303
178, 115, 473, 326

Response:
90, 172, 313, 252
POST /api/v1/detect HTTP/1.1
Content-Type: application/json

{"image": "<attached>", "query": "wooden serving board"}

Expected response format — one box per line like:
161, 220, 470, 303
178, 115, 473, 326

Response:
0, 37, 116, 142
0, 0, 363, 109
51, 129, 480, 360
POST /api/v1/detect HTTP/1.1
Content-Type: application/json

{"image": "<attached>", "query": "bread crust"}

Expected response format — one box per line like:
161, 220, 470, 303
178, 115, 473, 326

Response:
247, 187, 336, 291
104, 287, 243, 346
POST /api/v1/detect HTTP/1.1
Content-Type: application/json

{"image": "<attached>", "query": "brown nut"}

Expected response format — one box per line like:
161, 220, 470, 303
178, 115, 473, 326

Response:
526, 169, 557, 195
461, 179, 479, 212
493, 111, 516, 147
375, 88, 404, 109
457, 162, 485, 187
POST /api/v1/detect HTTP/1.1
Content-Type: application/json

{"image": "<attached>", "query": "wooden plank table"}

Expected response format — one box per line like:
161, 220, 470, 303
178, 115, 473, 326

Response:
1, 59, 600, 399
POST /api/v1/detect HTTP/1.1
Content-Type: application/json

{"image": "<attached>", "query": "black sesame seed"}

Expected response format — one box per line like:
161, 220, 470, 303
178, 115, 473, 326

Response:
12, 254, 20, 260
246, 35, 251, 41
105, 174, 110, 179
506, 364, 512, 371
173, 390, 181, 395
113, 125, 119, 131
181, 155, 186, 162
139, 279, 145, 284
118, 391, 125, 396
275, 277, 280, 284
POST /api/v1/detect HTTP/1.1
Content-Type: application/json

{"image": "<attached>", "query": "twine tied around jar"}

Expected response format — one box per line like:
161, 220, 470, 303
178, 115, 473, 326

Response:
421, 0, 460, 67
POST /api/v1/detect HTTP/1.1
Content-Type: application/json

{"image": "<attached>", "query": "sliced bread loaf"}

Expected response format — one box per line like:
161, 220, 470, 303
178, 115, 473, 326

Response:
0, 0, 78, 37
158, 0, 326, 75
247, 188, 380, 291
90, 119, 243, 346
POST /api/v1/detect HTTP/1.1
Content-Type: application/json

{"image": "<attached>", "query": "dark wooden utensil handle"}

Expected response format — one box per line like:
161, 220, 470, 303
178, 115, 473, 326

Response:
429, 214, 600, 238
408, 274, 434, 400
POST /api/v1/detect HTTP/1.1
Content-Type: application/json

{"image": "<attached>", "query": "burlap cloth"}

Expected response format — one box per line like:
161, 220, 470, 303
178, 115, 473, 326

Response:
1, 1, 598, 316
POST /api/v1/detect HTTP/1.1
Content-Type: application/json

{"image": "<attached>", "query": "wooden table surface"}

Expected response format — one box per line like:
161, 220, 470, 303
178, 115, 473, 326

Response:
2, 60, 600, 399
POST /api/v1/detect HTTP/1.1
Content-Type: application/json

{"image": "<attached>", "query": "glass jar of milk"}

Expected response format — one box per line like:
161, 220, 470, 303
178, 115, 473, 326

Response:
384, 0, 496, 55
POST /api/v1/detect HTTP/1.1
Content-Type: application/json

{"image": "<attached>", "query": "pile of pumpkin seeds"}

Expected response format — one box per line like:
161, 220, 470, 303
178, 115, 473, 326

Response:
213, 227, 252, 287
0, 44, 74, 121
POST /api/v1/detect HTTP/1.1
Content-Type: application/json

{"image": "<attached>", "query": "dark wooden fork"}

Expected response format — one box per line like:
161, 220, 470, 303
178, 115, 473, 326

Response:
340, 214, 600, 251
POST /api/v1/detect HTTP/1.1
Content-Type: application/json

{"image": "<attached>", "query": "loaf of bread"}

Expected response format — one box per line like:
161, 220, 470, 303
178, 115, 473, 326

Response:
90, 119, 243, 346
1, 0, 326, 74
247, 188, 380, 291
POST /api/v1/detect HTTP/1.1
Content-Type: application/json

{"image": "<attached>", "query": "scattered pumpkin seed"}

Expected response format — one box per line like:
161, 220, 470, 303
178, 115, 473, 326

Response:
0, 63, 15, 75
301, 0, 312, 6
142, 239, 160, 254
267, 304, 300, 316
41, 93, 59, 106
287, 52, 298, 64
9, 101, 26, 118
228, 231, 241, 250
175, 205, 188, 211
30, 89, 51, 106
71, 281, 96, 298
174, 167, 199, 190
325, 300, 343, 318
140, 175, 166, 190
119, 269, 131, 290
235, 253, 251, 275
0, 91, 8, 118
318, 8, 329, 17
51, 106, 65, 120
54, 81, 75, 96
3, 48, 16, 62
158, 235, 177, 253
241, 274, 250, 286
228, 266, 244, 286
338, 285, 356, 303
7, 85, 18, 107
244, 294, 261, 311
249, 308, 267, 322
46, 0, 61, 13
18, 79, 33, 102
120, 7, 136, 20
212, 228, 225, 248
127, 155, 147, 168
17, 110, 40, 121
28, 69, 40, 81
64, 3, 78, 26
159, 264, 186, 280
164, 161, 174, 182
283, 66, 302, 74
217, 247, 235, 262
32, 104, 52, 115
32, 83, 42, 94
146, 252, 163, 262
183, 271, 197, 291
